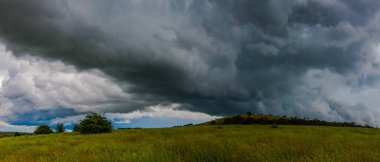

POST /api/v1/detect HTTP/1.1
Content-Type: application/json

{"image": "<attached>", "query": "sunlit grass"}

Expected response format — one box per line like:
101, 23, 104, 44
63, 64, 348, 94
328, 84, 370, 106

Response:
0, 125, 380, 162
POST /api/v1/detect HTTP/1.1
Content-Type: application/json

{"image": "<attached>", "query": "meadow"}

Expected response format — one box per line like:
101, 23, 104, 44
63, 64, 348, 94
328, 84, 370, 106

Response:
0, 125, 380, 162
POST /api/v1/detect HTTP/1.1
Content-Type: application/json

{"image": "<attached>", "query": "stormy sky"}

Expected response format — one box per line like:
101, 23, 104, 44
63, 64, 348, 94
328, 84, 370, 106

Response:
1, 0, 380, 131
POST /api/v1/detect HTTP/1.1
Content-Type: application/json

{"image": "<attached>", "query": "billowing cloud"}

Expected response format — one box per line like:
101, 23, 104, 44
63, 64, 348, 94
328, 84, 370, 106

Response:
51, 104, 220, 127
0, 121, 35, 132
0, 0, 380, 128
0, 44, 138, 123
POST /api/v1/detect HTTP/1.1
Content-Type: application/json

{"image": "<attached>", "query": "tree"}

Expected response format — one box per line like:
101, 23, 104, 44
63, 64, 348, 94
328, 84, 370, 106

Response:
55, 123, 65, 133
210, 121, 217, 125
77, 112, 112, 134
34, 125, 53, 134
73, 124, 81, 132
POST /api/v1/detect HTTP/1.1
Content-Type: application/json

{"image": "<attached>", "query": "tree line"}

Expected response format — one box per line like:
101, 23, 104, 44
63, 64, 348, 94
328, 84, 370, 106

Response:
216, 113, 374, 128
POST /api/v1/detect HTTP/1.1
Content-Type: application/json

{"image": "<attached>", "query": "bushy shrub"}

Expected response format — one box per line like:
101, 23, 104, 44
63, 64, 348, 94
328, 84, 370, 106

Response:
77, 112, 112, 134
34, 125, 53, 134
55, 123, 65, 133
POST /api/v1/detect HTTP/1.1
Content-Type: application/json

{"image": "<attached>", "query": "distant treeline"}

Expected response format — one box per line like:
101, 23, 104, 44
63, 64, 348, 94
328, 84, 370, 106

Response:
117, 127, 143, 130
0, 132, 31, 138
172, 123, 194, 128
213, 113, 374, 128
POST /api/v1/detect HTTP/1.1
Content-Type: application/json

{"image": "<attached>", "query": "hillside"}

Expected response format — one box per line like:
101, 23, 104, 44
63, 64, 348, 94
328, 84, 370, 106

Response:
203, 114, 373, 128
0, 125, 380, 161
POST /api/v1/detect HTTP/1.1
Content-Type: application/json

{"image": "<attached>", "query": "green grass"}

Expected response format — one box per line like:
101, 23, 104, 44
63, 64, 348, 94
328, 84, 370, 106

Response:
0, 125, 380, 162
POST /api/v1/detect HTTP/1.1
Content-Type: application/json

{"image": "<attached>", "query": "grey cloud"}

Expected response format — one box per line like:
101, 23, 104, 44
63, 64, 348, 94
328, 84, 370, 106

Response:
0, 0, 380, 125
247, 43, 279, 56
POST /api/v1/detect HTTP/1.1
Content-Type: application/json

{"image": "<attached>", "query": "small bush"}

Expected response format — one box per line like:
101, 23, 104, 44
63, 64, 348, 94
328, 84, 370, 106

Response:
34, 125, 53, 134
55, 123, 65, 133
77, 112, 112, 134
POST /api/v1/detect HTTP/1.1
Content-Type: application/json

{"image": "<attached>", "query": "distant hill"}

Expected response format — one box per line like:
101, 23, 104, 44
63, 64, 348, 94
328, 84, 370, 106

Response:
0, 132, 16, 138
0, 132, 31, 138
203, 113, 374, 128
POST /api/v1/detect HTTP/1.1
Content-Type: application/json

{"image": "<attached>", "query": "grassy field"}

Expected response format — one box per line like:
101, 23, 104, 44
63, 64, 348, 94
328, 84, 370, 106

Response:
0, 125, 380, 162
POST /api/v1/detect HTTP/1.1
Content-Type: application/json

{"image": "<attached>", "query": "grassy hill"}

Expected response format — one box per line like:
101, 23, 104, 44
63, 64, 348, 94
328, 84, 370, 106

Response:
0, 125, 380, 161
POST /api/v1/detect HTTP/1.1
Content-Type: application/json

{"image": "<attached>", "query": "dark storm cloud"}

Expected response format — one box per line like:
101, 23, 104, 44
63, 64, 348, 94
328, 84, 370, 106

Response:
0, 0, 380, 124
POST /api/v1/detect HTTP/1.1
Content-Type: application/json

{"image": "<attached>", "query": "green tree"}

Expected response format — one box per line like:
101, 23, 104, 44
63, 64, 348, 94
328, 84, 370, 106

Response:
34, 125, 53, 134
210, 121, 217, 125
73, 124, 81, 132
55, 123, 65, 133
78, 112, 112, 134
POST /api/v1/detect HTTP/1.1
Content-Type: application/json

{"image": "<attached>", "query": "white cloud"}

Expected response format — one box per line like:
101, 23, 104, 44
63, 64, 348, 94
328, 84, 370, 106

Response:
0, 43, 134, 120
107, 103, 221, 122
0, 121, 36, 132
51, 103, 220, 126
297, 69, 380, 126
